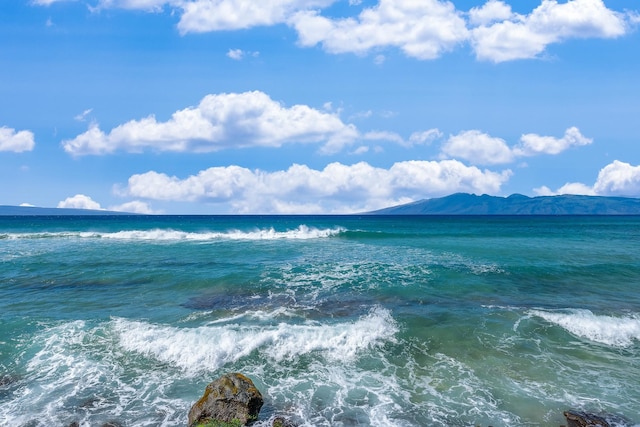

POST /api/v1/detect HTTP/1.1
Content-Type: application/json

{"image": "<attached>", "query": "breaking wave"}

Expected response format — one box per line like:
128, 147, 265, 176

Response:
530, 308, 640, 347
0, 225, 345, 242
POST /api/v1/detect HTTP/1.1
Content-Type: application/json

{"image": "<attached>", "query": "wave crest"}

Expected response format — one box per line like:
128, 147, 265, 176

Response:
112, 306, 398, 374
530, 308, 640, 347
2, 225, 346, 242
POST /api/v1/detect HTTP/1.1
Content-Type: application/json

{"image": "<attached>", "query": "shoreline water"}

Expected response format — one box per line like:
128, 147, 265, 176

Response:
1, 215, 640, 426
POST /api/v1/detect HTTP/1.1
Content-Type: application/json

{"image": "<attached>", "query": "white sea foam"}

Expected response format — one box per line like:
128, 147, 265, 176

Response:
530, 308, 640, 347
0, 320, 190, 426
112, 306, 398, 375
2, 225, 345, 242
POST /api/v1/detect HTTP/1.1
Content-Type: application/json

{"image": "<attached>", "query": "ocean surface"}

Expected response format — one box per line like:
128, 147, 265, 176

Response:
1, 215, 640, 427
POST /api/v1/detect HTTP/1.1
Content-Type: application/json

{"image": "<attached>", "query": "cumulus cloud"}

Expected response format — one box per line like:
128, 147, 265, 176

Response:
515, 126, 592, 156
36, 0, 638, 62
58, 194, 158, 213
0, 127, 36, 152
468, 0, 513, 26
536, 161, 640, 197
593, 161, 640, 196
120, 160, 512, 213
58, 194, 104, 210
470, 0, 631, 62
441, 130, 514, 165
290, 0, 469, 60
62, 91, 360, 155
109, 200, 159, 214
440, 127, 592, 165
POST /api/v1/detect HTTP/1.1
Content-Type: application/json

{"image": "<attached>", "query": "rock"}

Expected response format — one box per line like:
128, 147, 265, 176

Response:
0, 374, 18, 387
188, 373, 263, 427
272, 416, 298, 427
564, 411, 610, 427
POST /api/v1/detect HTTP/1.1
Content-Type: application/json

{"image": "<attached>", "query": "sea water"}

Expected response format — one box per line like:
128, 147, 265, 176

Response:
1, 215, 639, 427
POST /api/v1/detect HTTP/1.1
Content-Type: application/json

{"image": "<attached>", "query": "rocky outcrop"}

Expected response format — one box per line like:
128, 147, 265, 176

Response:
188, 373, 263, 427
564, 411, 610, 427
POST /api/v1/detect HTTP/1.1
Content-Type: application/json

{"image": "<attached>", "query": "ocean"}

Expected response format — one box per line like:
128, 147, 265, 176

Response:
1, 215, 639, 427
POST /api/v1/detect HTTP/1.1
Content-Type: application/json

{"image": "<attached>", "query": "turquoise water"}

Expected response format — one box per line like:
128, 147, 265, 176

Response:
1, 215, 640, 426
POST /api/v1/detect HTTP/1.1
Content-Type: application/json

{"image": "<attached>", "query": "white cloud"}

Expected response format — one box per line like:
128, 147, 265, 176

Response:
0, 127, 36, 152
109, 200, 159, 214
468, 0, 513, 26
226, 48, 258, 60
351, 146, 369, 155
536, 160, 640, 197
227, 48, 244, 60
534, 182, 596, 196
32, 0, 77, 5
57, 194, 104, 210
441, 130, 514, 165
35, 0, 638, 63
409, 129, 442, 146
121, 160, 511, 213
515, 126, 592, 156
62, 91, 359, 155
74, 108, 93, 122
362, 128, 441, 148
177, 0, 336, 33
470, 0, 631, 62
441, 127, 592, 165
290, 0, 469, 60
593, 160, 640, 196
95, 0, 169, 11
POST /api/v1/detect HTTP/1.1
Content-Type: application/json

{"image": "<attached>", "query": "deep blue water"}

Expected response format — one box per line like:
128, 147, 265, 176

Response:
1, 215, 640, 426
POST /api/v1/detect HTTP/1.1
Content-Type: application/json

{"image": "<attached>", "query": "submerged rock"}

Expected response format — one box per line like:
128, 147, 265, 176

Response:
564, 411, 610, 427
0, 374, 18, 387
188, 373, 263, 427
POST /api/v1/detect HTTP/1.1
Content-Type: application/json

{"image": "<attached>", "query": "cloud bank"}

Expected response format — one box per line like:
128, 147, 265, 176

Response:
120, 160, 512, 213
38, 0, 639, 63
63, 91, 360, 155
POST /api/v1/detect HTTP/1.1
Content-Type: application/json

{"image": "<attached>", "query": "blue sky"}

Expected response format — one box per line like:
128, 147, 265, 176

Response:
1, 0, 639, 214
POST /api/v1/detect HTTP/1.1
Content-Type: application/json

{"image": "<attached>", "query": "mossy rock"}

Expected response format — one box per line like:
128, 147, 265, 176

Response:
188, 373, 263, 427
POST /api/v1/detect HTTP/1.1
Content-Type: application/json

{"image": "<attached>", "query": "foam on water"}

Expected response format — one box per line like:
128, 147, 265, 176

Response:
0, 320, 190, 426
113, 306, 398, 375
1, 225, 345, 242
530, 308, 640, 347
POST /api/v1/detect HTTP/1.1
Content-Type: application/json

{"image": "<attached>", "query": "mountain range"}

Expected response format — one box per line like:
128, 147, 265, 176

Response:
3, 194, 640, 215
369, 193, 640, 215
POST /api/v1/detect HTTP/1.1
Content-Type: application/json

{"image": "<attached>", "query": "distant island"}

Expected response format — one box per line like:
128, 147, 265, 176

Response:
0, 205, 134, 216
369, 193, 640, 215
4, 194, 640, 216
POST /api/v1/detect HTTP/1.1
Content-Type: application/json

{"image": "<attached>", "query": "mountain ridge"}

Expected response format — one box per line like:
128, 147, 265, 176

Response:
369, 193, 640, 215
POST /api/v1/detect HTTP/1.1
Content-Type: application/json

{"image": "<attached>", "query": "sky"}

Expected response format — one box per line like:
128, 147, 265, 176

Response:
1, 0, 640, 214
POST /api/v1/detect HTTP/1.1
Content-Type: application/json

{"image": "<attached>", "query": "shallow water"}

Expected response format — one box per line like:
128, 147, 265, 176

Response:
1, 215, 639, 426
